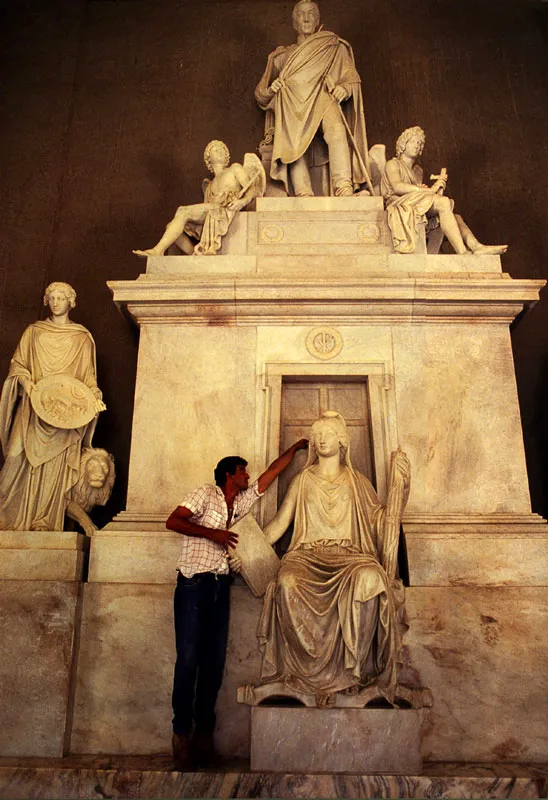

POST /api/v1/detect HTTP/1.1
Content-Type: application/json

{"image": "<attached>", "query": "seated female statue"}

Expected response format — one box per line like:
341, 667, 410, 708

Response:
258, 411, 410, 702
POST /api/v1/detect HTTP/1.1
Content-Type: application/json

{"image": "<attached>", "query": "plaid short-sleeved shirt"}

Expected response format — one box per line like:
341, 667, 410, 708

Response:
176, 481, 263, 577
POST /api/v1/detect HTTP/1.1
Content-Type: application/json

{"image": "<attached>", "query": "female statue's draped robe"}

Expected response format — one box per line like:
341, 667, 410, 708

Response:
0, 320, 99, 531
258, 465, 405, 700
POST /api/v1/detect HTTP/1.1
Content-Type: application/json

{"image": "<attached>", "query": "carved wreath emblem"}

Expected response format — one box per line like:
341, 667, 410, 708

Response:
306, 327, 343, 360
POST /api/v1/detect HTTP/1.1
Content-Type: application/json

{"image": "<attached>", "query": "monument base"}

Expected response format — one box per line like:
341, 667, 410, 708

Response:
0, 531, 86, 757
250, 707, 422, 774
0, 756, 546, 799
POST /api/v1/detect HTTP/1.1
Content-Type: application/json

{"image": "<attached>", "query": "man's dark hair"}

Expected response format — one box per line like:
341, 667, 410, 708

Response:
214, 456, 248, 487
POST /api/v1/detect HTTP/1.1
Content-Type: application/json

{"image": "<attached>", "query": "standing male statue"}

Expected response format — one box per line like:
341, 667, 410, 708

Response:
255, 0, 372, 197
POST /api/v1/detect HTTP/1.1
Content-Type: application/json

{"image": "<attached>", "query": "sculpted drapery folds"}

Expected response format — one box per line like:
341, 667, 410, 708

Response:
0, 283, 105, 532
133, 141, 265, 258
255, 1, 370, 197
381, 126, 508, 256
258, 412, 411, 702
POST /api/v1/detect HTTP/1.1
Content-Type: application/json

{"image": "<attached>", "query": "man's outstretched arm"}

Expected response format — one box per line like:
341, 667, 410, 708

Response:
166, 506, 238, 550
257, 439, 308, 494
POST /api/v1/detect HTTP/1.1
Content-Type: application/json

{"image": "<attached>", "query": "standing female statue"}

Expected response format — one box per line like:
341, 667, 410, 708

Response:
0, 282, 106, 531
257, 411, 410, 703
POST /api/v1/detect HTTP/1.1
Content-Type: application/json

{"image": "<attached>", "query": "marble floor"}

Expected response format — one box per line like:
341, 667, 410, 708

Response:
0, 756, 547, 799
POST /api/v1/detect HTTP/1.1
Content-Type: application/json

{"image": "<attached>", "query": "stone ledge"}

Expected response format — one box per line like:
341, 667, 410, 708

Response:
108, 275, 545, 326
0, 531, 84, 549
256, 196, 384, 211
0, 759, 546, 799
0, 531, 86, 581
87, 530, 180, 584
140, 253, 505, 278
403, 514, 548, 586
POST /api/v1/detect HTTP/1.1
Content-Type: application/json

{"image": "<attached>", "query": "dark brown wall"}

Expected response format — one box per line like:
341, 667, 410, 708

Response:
1, 0, 548, 525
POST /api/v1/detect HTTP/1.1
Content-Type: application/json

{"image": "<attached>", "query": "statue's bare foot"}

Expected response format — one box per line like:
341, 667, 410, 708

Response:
30, 521, 49, 531
471, 244, 508, 255
132, 248, 164, 258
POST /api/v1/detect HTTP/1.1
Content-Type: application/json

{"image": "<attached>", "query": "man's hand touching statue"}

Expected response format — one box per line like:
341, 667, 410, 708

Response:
210, 528, 239, 550
228, 554, 242, 574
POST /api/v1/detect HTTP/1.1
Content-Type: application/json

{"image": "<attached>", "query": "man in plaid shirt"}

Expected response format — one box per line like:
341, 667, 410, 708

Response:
166, 439, 308, 769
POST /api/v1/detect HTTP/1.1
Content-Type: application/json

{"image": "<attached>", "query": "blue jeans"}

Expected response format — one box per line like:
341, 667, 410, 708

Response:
172, 571, 231, 736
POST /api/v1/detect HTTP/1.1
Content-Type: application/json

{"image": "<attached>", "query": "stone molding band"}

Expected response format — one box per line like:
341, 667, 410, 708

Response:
108, 277, 544, 326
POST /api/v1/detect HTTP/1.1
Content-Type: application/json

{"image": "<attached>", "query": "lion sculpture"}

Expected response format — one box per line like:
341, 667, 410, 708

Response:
65, 447, 115, 535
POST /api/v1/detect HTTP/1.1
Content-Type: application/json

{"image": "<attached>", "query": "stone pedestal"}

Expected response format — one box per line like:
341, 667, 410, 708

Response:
250, 707, 423, 774
99, 198, 548, 763
0, 531, 85, 757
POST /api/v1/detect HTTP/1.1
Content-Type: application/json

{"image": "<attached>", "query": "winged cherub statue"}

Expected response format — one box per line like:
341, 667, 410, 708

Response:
133, 140, 266, 257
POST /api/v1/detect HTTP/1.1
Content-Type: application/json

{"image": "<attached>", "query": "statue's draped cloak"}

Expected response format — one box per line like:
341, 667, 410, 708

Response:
258, 466, 405, 699
0, 320, 98, 530
381, 157, 437, 254
191, 182, 237, 256
255, 30, 369, 193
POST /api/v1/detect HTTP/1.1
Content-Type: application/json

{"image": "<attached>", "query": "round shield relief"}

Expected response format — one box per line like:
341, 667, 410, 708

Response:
31, 375, 97, 429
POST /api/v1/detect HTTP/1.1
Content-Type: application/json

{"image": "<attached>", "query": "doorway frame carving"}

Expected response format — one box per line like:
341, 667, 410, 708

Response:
259, 361, 399, 524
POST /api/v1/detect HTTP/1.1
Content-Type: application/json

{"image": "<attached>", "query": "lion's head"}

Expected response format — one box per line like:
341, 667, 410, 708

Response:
71, 448, 115, 512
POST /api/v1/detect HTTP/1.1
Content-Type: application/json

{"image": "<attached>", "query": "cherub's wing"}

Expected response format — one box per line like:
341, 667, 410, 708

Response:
202, 178, 211, 201
368, 144, 386, 196
242, 152, 266, 199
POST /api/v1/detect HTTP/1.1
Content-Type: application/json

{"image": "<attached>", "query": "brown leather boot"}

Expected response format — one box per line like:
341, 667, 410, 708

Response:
172, 732, 192, 771
191, 730, 216, 766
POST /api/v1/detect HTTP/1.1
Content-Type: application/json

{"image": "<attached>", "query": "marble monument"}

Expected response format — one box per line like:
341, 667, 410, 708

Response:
1, 0, 546, 782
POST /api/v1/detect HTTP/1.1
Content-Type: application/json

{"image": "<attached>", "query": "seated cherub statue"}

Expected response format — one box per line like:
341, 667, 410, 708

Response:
133, 140, 266, 257
381, 126, 508, 256
254, 411, 412, 707
65, 447, 115, 536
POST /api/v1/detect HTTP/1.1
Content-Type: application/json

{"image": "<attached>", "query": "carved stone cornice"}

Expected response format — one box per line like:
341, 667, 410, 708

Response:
108, 275, 545, 326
